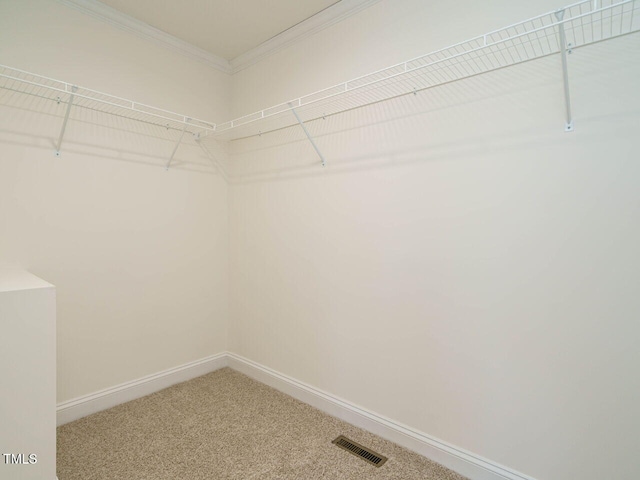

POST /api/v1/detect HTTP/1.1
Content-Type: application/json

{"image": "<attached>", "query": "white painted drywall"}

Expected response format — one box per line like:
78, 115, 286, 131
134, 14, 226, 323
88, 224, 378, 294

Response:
229, 1, 640, 479
0, 0, 230, 403
2, 1, 639, 479
0, 269, 56, 480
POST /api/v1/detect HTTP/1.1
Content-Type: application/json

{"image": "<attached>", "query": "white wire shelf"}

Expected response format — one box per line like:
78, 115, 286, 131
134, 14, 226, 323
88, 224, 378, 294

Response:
0, 64, 216, 136
1, 0, 637, 164
210, 0, 639, 141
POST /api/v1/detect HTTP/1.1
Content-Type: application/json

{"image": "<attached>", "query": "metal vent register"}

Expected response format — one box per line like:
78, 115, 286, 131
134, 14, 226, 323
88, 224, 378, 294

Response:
332, 436, 388, 467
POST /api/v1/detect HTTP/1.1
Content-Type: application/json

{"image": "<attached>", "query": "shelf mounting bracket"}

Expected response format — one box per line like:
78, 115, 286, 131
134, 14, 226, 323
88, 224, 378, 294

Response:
195, 135, 229, 183
55, 85, 78, 156
165, 119, 189, 170
555, 9, 574, 132
289, 102, 326, 167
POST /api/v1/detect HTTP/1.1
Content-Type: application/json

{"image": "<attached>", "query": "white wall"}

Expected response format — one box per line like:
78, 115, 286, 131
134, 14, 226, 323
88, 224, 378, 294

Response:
0, 0, 230, 403
2, 1, 639, 479
229, 1, 640, 479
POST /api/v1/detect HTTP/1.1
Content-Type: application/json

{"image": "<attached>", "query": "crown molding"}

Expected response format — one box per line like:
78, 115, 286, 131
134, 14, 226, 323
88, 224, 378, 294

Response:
230, 0, 384, 74
54, 0, 383, 76
55, 0, 232, 74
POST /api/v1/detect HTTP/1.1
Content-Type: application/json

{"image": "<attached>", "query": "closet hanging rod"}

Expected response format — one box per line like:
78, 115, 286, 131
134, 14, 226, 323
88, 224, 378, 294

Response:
210, 0, 638, 140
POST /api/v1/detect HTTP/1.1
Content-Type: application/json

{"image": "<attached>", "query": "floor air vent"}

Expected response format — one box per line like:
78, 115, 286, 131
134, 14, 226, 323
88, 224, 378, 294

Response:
332, 435, 388, 467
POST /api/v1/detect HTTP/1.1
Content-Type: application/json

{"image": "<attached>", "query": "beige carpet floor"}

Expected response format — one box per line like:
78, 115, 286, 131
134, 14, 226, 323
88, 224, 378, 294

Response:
57, 368, 468, 480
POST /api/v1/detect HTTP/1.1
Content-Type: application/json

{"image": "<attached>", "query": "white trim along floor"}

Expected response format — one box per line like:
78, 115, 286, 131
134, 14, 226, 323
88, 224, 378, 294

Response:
57, 352, 536, 480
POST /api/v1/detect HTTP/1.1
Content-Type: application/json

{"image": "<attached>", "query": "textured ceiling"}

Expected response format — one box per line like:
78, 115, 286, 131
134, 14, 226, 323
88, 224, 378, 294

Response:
98, 0, 341, 60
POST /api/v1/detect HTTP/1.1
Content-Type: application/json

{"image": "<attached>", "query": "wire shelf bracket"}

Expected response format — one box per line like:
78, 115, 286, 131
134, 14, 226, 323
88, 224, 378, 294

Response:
195, 135, 229, 182
55, 85, 78, 156
556, 9, 575, 132
289, 102, 326, 167
0, 63, 217, 161
165, 119, 189, 170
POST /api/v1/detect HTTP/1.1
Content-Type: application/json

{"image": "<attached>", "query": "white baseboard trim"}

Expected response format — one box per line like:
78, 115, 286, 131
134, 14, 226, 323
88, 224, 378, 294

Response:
56, 352, 535, 480
227, 353, 536, 480
56, 353, 228, 426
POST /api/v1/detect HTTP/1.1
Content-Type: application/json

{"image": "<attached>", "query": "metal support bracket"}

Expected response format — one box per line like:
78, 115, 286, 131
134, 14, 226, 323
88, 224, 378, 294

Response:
55, 86, 77, 156
195, 135, 229, 183
165, 119, 189, 170
555, 9, 574, 132
289, 103, 326, 167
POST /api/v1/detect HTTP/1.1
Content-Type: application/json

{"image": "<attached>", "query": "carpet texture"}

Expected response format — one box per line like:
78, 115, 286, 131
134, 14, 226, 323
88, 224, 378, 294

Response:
57, 368, 469, 480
